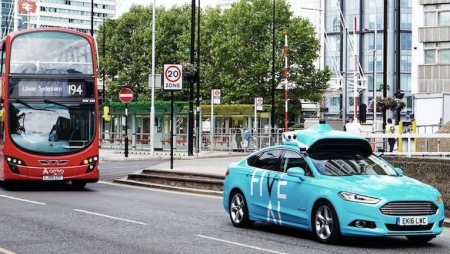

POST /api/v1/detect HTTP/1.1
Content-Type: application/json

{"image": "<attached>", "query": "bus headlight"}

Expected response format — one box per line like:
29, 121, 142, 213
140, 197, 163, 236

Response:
6, 156, 26, 174
81, 156, 98, 173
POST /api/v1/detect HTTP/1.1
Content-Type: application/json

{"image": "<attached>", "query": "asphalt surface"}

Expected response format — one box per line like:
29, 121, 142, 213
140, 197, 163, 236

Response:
100, 148, 450, 228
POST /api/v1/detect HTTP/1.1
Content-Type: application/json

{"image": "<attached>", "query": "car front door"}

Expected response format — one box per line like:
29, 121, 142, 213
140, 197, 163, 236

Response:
270, 150, 311, 227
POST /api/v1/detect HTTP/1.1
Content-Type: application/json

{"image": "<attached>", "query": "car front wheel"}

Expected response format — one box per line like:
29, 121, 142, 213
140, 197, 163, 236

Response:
312, 200, 342, 245
229, 191, 253, 228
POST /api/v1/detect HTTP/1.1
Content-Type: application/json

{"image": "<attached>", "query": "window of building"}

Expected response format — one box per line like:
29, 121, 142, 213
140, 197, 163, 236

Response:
400, 74, 411, 92
368, 75, 382, 92
424, 42, 450, 64
332, 16, 341, 32
328, 97, 340, 114
425, 12, 436, 26
400, 33, 411, 50
368, 55, 382, 72
401, 0, 412, 8
424, 4, 450, 26
439, 11, 450, 26
439, 49, 450, 63
400, 13, 412, 30
401, 55, 411, 71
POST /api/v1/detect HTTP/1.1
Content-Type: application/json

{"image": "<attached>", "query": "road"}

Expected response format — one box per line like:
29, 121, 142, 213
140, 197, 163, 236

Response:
99, 160, 167, 181
1, 178, 450, 253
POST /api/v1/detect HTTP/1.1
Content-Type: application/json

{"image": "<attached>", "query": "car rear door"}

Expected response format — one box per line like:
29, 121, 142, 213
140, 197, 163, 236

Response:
246, 149, 283, 221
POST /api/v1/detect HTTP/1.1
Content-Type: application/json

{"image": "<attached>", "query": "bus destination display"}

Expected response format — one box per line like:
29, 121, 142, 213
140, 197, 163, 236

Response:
17, 81, 86, 97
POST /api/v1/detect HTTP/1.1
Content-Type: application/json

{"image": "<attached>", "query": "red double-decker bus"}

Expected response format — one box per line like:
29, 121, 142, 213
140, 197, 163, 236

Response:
0, 28, 100, 188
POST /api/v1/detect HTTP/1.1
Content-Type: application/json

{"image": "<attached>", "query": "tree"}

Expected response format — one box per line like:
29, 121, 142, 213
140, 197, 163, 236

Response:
98, 0, 331, 119
200, 0, 331, 119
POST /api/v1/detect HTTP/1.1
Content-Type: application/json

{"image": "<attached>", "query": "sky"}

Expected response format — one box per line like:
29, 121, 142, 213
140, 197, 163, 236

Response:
115, 0, 218, 18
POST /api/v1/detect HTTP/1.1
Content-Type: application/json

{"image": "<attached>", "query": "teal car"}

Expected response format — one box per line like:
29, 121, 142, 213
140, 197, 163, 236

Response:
223, 123, 445, 245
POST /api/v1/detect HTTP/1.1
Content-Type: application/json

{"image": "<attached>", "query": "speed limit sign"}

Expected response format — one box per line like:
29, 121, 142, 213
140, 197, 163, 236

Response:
163, 64, 183, 91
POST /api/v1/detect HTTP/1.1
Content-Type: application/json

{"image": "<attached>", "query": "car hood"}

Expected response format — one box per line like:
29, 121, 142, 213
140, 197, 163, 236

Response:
329, 175, 440, 200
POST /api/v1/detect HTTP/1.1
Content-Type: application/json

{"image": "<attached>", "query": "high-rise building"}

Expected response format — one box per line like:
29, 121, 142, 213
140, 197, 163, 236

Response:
1, 0, 116, 37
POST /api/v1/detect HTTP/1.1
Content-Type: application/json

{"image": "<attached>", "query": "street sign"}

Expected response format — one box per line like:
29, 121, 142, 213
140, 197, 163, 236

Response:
255, 97, 263, 111
213, 89, 221, 104
163, 64, 183, 91
119, 88, 133, 103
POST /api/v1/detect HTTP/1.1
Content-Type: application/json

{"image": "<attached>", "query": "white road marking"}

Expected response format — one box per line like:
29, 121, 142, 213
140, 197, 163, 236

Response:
0, 195, 46, 205
73, 209, 147, 225
0, 247, 17, 254
98, 181, 222, 199
196, 235, 288, 254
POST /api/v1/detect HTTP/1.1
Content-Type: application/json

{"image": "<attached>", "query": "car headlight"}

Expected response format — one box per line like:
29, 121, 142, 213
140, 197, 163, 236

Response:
436, 194, 443, 204
339, 191, 380, 204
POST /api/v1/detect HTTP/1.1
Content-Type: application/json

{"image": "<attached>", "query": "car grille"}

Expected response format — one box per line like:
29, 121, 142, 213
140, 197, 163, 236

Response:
380, 201, 438, 216
385, 223, 434, 231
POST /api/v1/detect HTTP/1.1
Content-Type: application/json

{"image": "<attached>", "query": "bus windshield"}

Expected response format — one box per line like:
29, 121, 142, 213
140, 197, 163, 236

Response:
9, 31, 93, 74
9, 101, 95, 154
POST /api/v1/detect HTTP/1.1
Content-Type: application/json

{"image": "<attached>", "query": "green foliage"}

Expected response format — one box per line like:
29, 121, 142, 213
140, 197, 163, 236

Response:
97, 0, 331, 116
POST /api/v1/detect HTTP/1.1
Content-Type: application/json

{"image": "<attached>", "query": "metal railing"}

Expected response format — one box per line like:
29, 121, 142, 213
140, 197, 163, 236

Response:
99, 129, 450, 157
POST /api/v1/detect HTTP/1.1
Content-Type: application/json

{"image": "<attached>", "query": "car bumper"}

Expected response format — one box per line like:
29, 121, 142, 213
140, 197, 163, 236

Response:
336, 201, 445, 237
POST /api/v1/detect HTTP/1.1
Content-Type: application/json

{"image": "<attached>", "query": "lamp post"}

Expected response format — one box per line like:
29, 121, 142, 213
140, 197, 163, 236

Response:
271, 0, 276, 139
150, 0, 156, 157
90, 0, 94, 36
188, 0, 196, 156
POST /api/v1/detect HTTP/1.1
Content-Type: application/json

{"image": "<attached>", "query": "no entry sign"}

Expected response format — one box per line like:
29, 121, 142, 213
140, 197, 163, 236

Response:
119, 88, 133, 103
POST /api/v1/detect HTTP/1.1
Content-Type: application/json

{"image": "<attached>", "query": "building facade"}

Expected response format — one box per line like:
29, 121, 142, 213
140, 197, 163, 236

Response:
1, 0, 116, 37
412, 0, 450, 94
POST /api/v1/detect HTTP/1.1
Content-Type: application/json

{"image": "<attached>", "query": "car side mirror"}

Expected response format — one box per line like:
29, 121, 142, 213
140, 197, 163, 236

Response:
287, 167, 306, 179
393, 167, 404, 176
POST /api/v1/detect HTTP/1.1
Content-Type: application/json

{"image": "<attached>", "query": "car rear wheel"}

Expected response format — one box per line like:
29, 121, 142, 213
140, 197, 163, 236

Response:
229, 191, 253, 228
312, 200, 342, 245
71, 181, 87, 189
405, 235, 435, 244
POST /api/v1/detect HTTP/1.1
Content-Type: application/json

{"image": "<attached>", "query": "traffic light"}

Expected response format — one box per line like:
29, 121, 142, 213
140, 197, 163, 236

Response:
395, 91, 405, 99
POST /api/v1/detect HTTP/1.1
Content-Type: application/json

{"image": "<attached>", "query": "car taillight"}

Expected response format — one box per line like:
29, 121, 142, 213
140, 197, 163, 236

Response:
225, 169, 230, 176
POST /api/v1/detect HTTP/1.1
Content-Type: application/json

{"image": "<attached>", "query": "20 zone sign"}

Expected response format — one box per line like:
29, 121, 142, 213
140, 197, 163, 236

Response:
163, 64, 183, 91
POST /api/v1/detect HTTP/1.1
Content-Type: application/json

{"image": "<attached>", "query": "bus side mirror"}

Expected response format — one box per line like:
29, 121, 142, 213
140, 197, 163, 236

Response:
103, 106, 111, 122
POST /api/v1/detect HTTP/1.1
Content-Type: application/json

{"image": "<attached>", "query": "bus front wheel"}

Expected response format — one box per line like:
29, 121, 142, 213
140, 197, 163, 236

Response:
71, 181, 87, 189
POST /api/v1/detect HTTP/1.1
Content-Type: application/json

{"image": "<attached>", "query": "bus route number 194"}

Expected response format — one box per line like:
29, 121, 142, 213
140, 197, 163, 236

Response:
69, 84, 84, 95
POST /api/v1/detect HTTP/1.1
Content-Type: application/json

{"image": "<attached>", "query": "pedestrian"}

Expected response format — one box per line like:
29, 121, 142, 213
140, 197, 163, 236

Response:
385, 118, 396, 152
345, 116, 363, 134
235, 128, 242, 151
243, 129, 251, 152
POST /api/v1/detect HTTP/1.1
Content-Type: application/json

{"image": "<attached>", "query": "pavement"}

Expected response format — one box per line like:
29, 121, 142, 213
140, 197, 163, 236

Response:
99, 147, 450, 228
99, 148, 246, 162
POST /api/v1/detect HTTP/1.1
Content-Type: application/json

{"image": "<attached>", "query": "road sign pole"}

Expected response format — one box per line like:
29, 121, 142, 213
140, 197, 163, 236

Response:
124, 102, 128, 158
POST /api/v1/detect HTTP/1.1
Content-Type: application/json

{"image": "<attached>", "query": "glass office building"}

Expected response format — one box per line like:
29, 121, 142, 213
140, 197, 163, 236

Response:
1, 0, 116, 37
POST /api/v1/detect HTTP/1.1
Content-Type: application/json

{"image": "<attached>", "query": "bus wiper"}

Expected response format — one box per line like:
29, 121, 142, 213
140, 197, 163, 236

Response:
44, 99, 73, 109
15, 99, 38, 110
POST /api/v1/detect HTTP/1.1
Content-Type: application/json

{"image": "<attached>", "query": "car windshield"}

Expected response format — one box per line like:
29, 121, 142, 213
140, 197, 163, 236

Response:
8, 100, 96, 154
309, 152, 398, 176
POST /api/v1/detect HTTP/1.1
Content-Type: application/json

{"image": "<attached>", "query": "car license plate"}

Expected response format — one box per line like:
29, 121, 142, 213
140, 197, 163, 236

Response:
397, 216, 428, 226
43, 175, 63, 181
